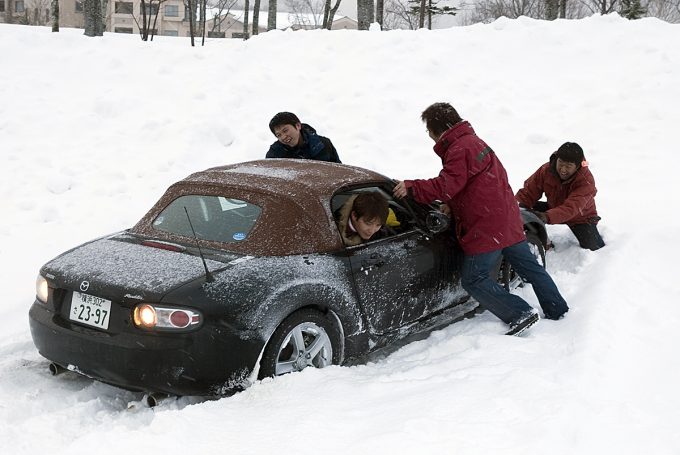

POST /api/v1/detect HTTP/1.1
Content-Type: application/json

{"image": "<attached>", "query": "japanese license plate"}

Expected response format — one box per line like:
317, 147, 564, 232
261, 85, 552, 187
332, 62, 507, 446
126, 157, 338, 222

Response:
69, 291, 112, 330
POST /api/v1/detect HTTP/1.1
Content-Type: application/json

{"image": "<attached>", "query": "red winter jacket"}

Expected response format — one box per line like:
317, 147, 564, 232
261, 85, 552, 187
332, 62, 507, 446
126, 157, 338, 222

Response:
515, 153, 599, 225
405, 121, 526, 255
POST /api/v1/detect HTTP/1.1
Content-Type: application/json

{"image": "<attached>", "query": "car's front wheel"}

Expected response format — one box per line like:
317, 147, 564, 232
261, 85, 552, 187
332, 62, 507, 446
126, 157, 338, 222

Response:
258, 309, 342, 379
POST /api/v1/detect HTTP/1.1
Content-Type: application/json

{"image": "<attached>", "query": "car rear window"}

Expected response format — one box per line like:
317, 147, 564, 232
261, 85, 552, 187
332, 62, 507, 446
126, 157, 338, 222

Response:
152, 195, 262, 243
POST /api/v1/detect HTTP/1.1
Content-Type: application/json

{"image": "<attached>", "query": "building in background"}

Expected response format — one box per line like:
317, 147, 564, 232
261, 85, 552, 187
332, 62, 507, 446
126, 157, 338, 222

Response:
1, 0, 357, 36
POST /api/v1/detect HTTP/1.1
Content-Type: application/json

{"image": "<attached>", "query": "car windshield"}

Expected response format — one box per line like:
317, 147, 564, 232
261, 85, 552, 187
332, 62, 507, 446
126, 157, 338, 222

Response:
152, 195, 262, 244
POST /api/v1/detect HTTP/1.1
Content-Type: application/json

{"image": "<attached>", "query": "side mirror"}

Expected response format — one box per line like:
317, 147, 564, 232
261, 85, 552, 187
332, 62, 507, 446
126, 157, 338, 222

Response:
426, 210, 450, 234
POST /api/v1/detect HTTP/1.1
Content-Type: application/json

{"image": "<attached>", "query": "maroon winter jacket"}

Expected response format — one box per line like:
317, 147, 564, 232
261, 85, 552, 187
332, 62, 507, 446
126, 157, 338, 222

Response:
405, 121, 526, 255
515, 153, 599, 225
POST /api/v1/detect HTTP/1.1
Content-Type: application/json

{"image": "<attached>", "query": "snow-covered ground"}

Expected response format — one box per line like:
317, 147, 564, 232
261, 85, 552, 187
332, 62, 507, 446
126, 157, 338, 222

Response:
2, 15, 680, 454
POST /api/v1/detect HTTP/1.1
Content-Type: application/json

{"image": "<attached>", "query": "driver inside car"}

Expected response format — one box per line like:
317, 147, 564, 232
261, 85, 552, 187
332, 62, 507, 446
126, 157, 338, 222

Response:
335, 192, 390, 246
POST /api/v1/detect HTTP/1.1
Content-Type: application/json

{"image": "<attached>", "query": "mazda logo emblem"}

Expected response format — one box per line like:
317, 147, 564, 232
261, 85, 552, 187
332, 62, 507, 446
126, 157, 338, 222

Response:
80, 281, 90, 292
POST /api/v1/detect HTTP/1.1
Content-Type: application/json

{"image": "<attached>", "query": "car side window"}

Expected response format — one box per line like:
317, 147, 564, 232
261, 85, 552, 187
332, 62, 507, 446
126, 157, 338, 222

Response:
152, 195, 262, 244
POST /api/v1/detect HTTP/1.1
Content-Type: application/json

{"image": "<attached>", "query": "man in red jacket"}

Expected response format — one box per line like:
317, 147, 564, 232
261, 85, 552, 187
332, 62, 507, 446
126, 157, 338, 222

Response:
516, 142, 604, 251
393, 102, 568, 335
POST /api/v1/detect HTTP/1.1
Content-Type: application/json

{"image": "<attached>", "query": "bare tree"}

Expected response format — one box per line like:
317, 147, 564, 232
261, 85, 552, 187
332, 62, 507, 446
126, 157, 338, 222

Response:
24, 0, 51, 25
646, 0, 680, 21
286, 0, 325, 28
130, 0, 166, 41
579, 0, 618, 14
207, 0, 239, 34
243, 0, 250, 38
384, 0, 419, 29
252, 0, 261, 34
323, 0, 342, 29
83, 0, 104, 36
51, 0, 59, 30
268, 0, 277, 29
357, 0, 373, 28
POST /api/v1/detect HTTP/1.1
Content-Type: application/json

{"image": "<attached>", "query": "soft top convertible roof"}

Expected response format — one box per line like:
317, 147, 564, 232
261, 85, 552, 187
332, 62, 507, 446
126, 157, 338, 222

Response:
132, 159, 390, 256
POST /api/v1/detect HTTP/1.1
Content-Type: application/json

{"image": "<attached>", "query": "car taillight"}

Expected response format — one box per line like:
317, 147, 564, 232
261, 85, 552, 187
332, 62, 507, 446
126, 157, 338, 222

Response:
133, 304, 201, 330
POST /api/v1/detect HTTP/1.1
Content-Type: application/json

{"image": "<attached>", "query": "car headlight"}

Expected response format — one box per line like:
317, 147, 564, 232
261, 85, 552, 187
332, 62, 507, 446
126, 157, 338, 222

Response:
36, 275, 49, 303
133, 303, 201, 330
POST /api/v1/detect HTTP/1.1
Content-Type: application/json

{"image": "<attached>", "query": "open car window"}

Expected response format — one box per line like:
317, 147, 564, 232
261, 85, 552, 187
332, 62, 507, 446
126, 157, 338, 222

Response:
152, 195, 262, 244
331, 186, 418, 246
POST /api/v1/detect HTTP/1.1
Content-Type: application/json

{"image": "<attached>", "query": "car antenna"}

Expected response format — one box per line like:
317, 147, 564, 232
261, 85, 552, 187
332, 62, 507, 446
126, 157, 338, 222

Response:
183, 206, 214, 283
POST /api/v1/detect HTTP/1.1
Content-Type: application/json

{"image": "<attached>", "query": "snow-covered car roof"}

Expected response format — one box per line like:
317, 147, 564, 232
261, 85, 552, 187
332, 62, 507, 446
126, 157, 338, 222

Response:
132, 159, 390, 256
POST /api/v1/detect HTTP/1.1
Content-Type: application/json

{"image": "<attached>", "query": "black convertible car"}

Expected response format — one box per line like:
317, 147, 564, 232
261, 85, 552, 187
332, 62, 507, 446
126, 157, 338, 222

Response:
29, 159, 546, 397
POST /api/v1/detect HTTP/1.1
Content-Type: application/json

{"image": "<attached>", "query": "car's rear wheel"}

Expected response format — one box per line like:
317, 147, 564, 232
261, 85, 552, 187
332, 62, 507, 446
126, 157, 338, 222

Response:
500, 232, 546, 291
258, 309, 342, 379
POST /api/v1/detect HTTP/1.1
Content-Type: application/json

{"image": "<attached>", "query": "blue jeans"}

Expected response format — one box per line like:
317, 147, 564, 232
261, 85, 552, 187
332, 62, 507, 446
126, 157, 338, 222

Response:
462, 241, 569, 324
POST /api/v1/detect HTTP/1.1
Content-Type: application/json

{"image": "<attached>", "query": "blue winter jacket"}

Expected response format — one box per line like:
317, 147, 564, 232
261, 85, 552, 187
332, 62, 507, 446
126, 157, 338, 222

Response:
266, 124, 341, 163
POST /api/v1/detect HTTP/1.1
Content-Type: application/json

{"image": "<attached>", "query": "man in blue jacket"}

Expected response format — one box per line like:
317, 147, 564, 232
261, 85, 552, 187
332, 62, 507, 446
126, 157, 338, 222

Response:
266, 112, 341, 163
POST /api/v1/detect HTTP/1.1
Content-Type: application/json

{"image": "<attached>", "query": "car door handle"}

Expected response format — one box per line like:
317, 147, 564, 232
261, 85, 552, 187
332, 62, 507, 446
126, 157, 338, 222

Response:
361, 254, 385, 271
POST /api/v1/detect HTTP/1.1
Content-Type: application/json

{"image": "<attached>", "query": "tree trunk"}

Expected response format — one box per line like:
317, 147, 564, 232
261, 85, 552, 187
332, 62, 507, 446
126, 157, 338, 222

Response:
322, 0, 331, 28
559, 0, 567, 17
243, 0, 250, 39
545, 0, 559, 19
188, 0, 195, 46
51, 0, 59, 31
357, 0, 371, 29
201, 0, 207, 45
376, 0, 384, 26
267, 0, 276, 30
252, 0, 260, 35
84, 0, 104, 36
419, 0, 425, 28
99, 0, 108, 34
325, 0, 341, 29
6, 0, 14, 24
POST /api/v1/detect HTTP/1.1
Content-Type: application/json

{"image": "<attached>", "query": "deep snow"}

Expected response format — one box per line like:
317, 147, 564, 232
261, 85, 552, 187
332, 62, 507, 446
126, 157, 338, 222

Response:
1, 15, 680, 454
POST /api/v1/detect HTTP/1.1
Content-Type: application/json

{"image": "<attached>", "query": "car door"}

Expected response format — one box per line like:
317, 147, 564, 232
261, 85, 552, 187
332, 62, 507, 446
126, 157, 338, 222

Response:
337, 188, 466, 335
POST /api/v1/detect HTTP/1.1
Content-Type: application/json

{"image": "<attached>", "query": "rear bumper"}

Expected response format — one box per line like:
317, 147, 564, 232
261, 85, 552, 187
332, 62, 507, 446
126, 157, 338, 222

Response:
29, 301, 264, 396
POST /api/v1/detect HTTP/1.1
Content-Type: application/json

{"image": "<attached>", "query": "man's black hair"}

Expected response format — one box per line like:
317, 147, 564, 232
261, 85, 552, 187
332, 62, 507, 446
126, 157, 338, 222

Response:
352, 192, 389, 224
269, 112, 301, 133
555, 142, 585, 166
421, 102, 463, 137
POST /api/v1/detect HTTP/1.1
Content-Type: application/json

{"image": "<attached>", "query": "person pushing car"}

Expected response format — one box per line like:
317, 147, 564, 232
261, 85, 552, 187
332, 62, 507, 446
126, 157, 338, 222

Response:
393, 102, 569, 336
515, 142, 604, 251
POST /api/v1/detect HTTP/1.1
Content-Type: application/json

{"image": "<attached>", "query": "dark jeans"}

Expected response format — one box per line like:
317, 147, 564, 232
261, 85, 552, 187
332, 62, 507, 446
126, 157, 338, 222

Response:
533, 202, 605, 251
461, 241, 569, 324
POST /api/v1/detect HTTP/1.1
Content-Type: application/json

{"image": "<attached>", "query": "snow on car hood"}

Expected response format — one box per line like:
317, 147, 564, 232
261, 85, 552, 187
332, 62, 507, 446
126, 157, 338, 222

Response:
42, 233, 229, 301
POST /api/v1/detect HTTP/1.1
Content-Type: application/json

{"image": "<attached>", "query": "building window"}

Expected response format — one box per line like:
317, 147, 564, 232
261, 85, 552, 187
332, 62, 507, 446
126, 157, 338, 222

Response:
114, 27, 133, 33
163, 30, 178, 36
140, 2, 158, 16
15, 0, 25, 13
75, 1, 83, 12
114, 1, 133, 14
165, 4, 178, 17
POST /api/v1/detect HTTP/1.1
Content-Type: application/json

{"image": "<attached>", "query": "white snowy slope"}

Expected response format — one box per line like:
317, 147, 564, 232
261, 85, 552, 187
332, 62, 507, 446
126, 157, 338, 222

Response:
1, 15, 679, 455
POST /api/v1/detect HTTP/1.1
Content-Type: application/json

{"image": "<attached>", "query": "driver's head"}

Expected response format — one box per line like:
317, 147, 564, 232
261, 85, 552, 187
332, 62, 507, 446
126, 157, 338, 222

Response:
350, 192, 389, 240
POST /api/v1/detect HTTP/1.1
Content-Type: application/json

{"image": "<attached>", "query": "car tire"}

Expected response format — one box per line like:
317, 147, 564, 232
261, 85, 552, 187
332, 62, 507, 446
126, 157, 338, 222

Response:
258, 309, 342, 380
500, 232, 546, 291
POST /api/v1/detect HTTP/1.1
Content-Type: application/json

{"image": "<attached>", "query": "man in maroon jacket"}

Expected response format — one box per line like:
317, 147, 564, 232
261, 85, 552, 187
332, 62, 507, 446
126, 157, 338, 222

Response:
516, 142, 604, 251
393, 102, 568, 335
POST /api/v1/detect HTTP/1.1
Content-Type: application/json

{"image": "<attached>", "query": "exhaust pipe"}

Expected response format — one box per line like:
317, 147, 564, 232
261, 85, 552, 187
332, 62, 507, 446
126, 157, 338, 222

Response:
145, 392, 170, 408
48, 362, 65, 376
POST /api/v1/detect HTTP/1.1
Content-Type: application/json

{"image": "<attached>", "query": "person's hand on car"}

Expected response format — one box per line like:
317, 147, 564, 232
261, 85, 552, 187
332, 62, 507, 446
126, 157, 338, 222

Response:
393, 180, 409, 199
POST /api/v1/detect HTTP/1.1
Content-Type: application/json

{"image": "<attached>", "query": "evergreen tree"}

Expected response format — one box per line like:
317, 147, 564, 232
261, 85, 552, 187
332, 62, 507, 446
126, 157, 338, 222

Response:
620, 0, 647, 19
407, 0, 456, 29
